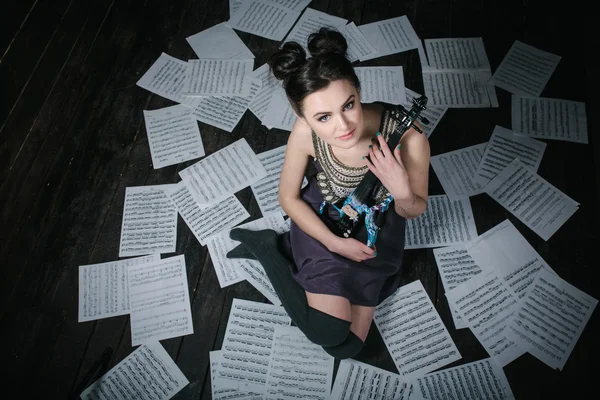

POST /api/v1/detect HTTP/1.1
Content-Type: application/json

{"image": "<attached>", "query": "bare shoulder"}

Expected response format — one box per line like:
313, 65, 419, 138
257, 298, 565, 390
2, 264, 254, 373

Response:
400, 123, 430, 160
288, 118, 315, 158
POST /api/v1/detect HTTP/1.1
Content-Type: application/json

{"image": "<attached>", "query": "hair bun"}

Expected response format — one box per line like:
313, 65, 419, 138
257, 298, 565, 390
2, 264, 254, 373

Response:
268, 42, 307, 81
307, 27, 348, 58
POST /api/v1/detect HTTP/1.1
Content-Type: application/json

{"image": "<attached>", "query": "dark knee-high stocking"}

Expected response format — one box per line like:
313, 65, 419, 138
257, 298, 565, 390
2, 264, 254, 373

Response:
322, 331, 365, 359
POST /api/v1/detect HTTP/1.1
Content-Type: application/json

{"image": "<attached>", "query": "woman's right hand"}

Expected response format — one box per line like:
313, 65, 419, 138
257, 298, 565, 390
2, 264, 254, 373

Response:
326, 236, 376, 262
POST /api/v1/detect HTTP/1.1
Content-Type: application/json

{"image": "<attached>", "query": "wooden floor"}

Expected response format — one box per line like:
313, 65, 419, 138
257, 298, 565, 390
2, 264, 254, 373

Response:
1, 0, 598, 398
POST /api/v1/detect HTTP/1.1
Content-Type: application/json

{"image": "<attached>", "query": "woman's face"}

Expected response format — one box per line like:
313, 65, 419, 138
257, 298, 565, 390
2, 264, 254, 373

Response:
299, 80, 364, 149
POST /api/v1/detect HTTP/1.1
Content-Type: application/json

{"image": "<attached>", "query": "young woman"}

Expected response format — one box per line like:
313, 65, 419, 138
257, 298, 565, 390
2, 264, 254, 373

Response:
228, 28, 430, 359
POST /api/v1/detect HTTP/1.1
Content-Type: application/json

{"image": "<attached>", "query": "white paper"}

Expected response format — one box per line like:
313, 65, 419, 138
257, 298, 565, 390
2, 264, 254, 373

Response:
143, 105, 205, 169
374, 280, 461, 377
413, 358, 515, 400
401, 88, 447, 138
330, 358, 413, 400
78, 254, 160, 322
210, 350, 262, 400
511, 94, 588, 144
179, 138, 268, 205
484, 159, 579, 241
505, 267, 598, 370
261, 88, 297, 131
184, 59, 253, 96
433, 246, 484, 329
341, 22, 378, 62
271, 0, 312, 12
128, 254, 194, 345
404, 195, 477, 249
358, 16, 420, 61
491, 40, 561, 96
283, 7, 347, 50
474, 125, 546, 187
80, 342, 188, 399
248, 63, 280, 122
445, 270, 523, 367
430, 142, 487, 200
136, 53, 188, 103
216, 299, 291, 393
164, 182, 250, 245
186, 22, 254, 60
119, 185, 178, 257
354, 66, 406, 105
265, 326, 334, 399
227, 0, 301, 41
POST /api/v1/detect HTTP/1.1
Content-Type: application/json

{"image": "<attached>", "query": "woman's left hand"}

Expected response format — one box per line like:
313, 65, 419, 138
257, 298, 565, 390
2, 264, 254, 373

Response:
363, 133, 412, 200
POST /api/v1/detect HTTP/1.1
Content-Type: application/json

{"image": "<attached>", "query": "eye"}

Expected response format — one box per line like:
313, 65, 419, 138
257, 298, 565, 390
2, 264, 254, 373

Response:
344, 101, 354, 110
318, 115, 330, 122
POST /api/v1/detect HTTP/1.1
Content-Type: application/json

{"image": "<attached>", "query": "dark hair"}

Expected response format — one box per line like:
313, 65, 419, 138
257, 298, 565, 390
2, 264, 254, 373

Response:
268, 27, 360, 116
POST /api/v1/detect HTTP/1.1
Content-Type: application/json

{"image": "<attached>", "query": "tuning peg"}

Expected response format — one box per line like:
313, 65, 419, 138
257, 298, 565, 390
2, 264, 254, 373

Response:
419, 116, 430, 125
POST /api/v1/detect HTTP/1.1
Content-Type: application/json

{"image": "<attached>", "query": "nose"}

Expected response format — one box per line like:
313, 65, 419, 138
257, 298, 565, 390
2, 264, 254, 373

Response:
337, 113, 349, 131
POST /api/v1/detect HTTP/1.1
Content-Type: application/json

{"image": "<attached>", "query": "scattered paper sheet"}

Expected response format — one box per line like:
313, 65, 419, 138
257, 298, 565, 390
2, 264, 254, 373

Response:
354, 66, 406, 104
490, 40, 561, 96
374, 280, 461, 377
505, 267, 598, 370
401, 88, 447, 138
183, 59, 253, 97
283, 7, 347, 50
78, 254, 160, 322
413, 358, 515, 400
261, 87, 297, 131
484, 159, 579, 241
511, 94, 588, 144
358, 15, 420, 61
446, 270, 523, 367
248, 63, 280, 122
80, 342, 189, 399
137, 53, 188, 103
227, 0, 301, 41
215, 299, 291, 394
179, 138, 268, 205
210, 350, 262, 400
404, 195, 478, 249
433, 246, 484, 329
186, 22, 254, 60
430, 142, 487, 200
143, 105, 205, 169
164, 182, 250, 245
474, 125, 546, 187
119, 185, 178, 257
265, 325, 334, 400
466, 219, 554, 298
343, 22, 378, 62
330, 358, 414, 400
128, 254, 194, 345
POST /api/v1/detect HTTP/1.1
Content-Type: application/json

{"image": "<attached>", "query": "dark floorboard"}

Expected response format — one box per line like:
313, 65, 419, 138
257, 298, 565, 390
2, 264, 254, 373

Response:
1, 0, 598, 398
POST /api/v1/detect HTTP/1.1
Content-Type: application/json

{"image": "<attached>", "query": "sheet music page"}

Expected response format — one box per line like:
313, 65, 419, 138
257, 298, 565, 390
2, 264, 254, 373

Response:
445, 270, 524, 367
283, 7, 347, 50
143, 105, 205, 169
511, 94, 588, 144
230, 0, 243, 19
433, 246, 485, 329
261, 88, 297, 131
248, 63, 280, 122
466, 219, 554, 298
505, 267, 598, 370
330, 359, 414, 400
186, 22, 254, 60
343, 22, 378, 62
80, 342, 189, 399
163, 182, 249, 245
216, 299, 291, 394
211, 350, 263, 400
404, 195, 477, 249
227, 0, 301, 41
430, 142, 487, 200
484, 159, 579, 241
354, 66, 406, 105
423, 70, 495, 107
474, 125, 546, 187
190, 77, 262, 132
413, 358, 515, 400
491, 40, 561, 96
119, 185, 178, 257
270, 0, 312, 12
128, 254, 194, 345
401, 88, 447, 138
136, 53, 188, 103
374, 280, 461, 377
264, 325, 334, 400
78, 254, 160, 322
424, 38, 491, 71
358, 15, 420, 61
179, 138, 268, 205
183, 59, 253, 97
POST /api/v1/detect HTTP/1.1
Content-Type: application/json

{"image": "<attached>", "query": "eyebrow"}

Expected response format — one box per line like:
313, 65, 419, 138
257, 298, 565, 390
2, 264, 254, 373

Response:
312, 95, 355, 118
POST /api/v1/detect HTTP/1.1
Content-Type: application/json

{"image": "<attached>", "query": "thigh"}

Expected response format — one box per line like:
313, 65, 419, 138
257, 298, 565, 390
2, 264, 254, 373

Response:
349, 304, 375, 341
306, 292, 352, 322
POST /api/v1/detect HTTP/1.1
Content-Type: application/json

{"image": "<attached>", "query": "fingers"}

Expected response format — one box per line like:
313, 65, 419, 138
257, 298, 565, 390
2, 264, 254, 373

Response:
393, 143, 404, 166
376, 133, 393, 158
